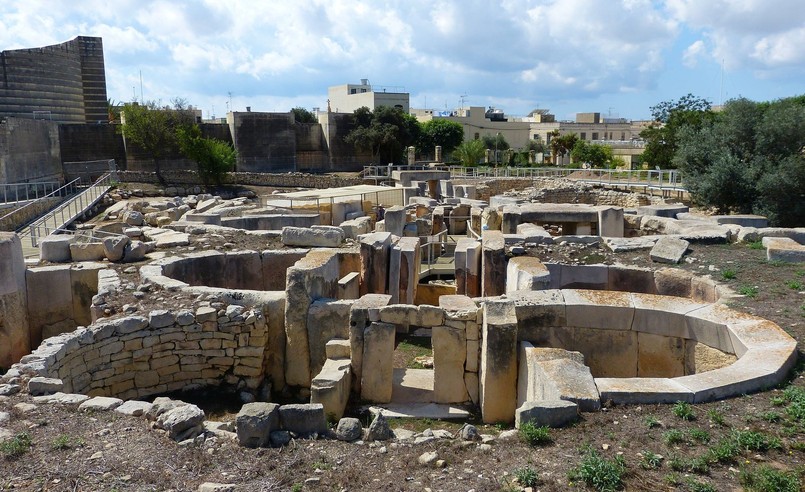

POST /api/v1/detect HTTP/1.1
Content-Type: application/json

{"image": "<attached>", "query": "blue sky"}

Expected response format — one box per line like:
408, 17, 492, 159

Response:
1, 0, 803, 121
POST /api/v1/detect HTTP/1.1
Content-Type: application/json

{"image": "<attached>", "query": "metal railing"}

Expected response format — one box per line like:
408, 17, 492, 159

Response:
1, 181, 63, 204
0, 177, 82, 230
22, 173, 114, 247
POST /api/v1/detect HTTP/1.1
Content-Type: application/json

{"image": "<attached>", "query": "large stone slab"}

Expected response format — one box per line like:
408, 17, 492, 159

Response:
359, 232, 392, 296
562, 289, 634, 331
515, 400, 578, 428
236, 402, 279, 448
307, 299, 353, 379
480, 300, 518, 424
517, 343, 599, 411
763, 237, 805, 263
481, 230, 506, 297
432, 325, 468, 404
637, 204, 689, 218
361, 322, 395, 403
595, 377, 694, 404
650, 236, 690, 264
0, 233, 29, 369
388, 237, 420, 304
311, 359, 352, 421
39, 235, 73, 262
506, 257, 550, 293
509, 289, 566, 341
279, 403, 328, 435
281, 226, 344, 248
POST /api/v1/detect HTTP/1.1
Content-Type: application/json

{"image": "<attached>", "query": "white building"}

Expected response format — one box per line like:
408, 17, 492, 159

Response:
327, 79, 409, 114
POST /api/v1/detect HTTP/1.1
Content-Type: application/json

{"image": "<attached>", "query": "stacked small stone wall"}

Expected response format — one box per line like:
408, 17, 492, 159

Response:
467, 178, 654, 207
116, 170, 362, 190
12, 307, 268, 401
0, 197, 61, 231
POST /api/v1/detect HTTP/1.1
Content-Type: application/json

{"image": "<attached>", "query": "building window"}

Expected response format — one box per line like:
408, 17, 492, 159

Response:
580, 132, 586, 140
474, 133, 480, 140
361, 89, 367, 93
592, 132, 599, 140
350, 88, 357, 94
621, 132, 625, 140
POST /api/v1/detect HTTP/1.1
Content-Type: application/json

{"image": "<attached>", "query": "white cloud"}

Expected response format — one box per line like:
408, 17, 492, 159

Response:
682, 40, 706, 68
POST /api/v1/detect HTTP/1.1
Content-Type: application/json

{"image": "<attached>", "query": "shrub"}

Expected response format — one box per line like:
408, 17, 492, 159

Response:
672, 401, 696, 421
740, 465, 801, 492
704, 438, 739, 464
519, 422, 552, 446
0, 432, 32, 458
513, 465, 540, 487
568, 449, 627, 492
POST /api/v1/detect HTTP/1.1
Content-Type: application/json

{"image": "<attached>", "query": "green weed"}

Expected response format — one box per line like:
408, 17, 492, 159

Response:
644, 415, 661, 429
672, 401, 696, 421
663, 429, 686, 446
706, 409, 726, 426
51, 434, 84, 450
721, 268, 737, 280
0, 432, 32, 458
740, 465, 801, 492
519, 422, 552, 447
640, 450, 663, 469
685, 477, 716, 492
513, 465, 540, 487
688, 428, 710, 444
785, 280, 803, 290
738, 285, 759, 297
568, 449, 627, 492
748, 241, 764, 250
760, 411, 781, 423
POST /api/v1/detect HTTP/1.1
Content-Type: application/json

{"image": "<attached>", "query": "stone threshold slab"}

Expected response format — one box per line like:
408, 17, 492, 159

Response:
364, 403, 471, 419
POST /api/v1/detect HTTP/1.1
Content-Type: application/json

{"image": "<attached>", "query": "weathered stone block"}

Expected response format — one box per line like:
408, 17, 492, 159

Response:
432, 325, 468, 403
515, 400, 578, 428
360, 322, 395, 403
236, 402, 279, 448
480, 300, 518, 424
279, 403, 328, 435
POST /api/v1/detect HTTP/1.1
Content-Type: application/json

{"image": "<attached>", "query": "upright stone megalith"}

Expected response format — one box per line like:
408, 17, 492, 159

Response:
0, 233, 29, 369
360, 322, 395, 403
480, 300, 518, 424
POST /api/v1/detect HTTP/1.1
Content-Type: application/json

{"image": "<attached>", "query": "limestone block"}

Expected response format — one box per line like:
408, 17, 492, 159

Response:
691, 275, 718, 303
466, 339, 479, 372
654, 268, 692, 298
279, 403, 328, 435
637, 204, 689, 218
78, 396, 123, 411
349, 294, 392, 394
516, 223, 553, 244
439, 295, 479, 322
763, 237, 805, 263
631, 293, 707, 338
546, 263, 608, 290
480, 301, 518, 424
415, 305, 444, 327
0, 233, 29, 368
122, 240, 147, 263
360, 322, 395, 403
28, 377, 63, 396
26, 265, 74, 348
383, 206, 407, 236
359, 232, 392, 296
284, 250, 340, 387
508, 289, 566, 341
464, 372, 480, 405
481, 230, 506, 297
338, 272, 360, 300
114, 400, 152, 417
388, 237, 420, 305
596, 206, 624, 238
307, 299, 353, 378
515, 400, 578, 428
683, 304, 737, 354
650, 236, 690, 264
261, 249, 308, 291
506, 257, 550, 293
281, 226, 343, 248
69, 242, 105, 262
102, 235, 130, 262
70, 262, 105, 327
340, 216, 372, 239
39, 235, 73, 262
726, 318, 797, 357
517, 342, 599, 411
325, 339, 351, 359
563, 289, 634, 331
595, 378, 694, 404
158, 404, 205, 440
685, 340, 737, 374
311, 359, 352, 421
432, 325, 468, 403
603, 237, 658, 253
607, 264, 657, 294
637, 332, 685, 377
236, 402, 279, 448
737, 227, 805, 244
224, 250, 262, 290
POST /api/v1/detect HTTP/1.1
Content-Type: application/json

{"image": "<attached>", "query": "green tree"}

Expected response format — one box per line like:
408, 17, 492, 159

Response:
176, 124, 236, 186
453, 139, 486, 167
481, 133, 509, 165
119, 100, 195, 184
674, 95, 805, 226
417, 119, 464, 157
291, 107, 317, 124
344, 106, 421, 164
571, 140, 614, 168
640, 93, 713, 168
549, 132, 578, 165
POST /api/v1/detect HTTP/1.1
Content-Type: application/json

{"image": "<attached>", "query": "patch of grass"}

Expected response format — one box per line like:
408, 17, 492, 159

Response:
312, 460, 332, 471
721, 268, 737, 280
740, 465, 801, 492
760, 411, 781, 423
688, 428, 710, 444
668, 455, 709, 474
0, 432, 32, 458
290, 484, 303, 492
644, 415, 661, 429
568, 449, 627, 492
748, 241, 764, 250
664, 472, 682, 486
785, 279, 803, 290
704, 437, 740, 464
672, 401, 696, 421
706, 409, 726, 426
685, 477, 716, 492
513, 465, 541, 487
732, 430, 781, 452
395, 335, 432, 369
663, 429, 686, 446
519, 422, 552, 447
51, 434, 84, 450
771, 395, 787, 406
738, 285, 759, 297
640, 450, 663, 469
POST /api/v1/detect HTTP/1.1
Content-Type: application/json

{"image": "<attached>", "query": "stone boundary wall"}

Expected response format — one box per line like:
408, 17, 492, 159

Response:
12, 307, 268, 401
459, 177, 657, 207
116, 171, 362, 190
0, 197, 61, 231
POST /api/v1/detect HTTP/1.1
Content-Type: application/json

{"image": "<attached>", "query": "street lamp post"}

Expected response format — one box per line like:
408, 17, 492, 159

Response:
495, 132, 500, 167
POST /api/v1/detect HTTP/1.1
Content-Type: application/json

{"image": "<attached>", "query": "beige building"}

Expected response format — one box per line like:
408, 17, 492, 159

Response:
327, 80, 409, 114
412, 106, 532, 149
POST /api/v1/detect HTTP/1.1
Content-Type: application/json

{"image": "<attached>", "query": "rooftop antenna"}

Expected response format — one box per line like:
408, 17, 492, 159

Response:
459, 93, 468, 111
228, 91, 233, 112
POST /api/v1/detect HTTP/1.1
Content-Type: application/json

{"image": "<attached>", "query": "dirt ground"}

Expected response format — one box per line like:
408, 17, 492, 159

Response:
1, 186, 804, 492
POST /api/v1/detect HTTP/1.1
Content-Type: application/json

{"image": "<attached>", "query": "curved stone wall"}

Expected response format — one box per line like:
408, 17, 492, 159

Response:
0, 36, 107, 124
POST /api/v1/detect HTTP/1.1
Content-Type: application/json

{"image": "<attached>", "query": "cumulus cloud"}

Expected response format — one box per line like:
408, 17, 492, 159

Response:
682, 40, 706, 68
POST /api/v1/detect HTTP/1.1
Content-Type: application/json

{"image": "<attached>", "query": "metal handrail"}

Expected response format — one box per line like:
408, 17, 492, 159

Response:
24, 173, 113, 246
0, 180, 62, 204
0, 177, 82, 227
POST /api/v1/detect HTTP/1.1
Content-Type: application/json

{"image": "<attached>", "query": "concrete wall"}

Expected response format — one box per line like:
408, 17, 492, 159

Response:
0, 36, 107, 124
229, 112, 296, 172
0, 118, 63, 183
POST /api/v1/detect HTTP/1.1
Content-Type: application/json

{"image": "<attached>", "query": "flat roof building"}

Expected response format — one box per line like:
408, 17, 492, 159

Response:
327, 79, 409, 114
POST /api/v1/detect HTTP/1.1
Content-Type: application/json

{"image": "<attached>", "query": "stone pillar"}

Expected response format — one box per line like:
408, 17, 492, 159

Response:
597, 206, 625, 238
407, 146, 416, 165
480, 300, 518, 424
482, 230, 506, 297
388, 237, 421, 305
465, 240, 482, 297
359, 232, 392, 296
349, 294, 392, 394
455, 238, 482, 297
485, 149, 493, 164
284, 250, 340, 387
383, 206, 406, 237
433, 325, 468, 403
360, 321, 395, 403
431, 207, 446, 235
449, 204, 471, 235
506, 257, 550, 293
0, 233, 29, 369
26, 265, 74, 348
435, 145, 442, 162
